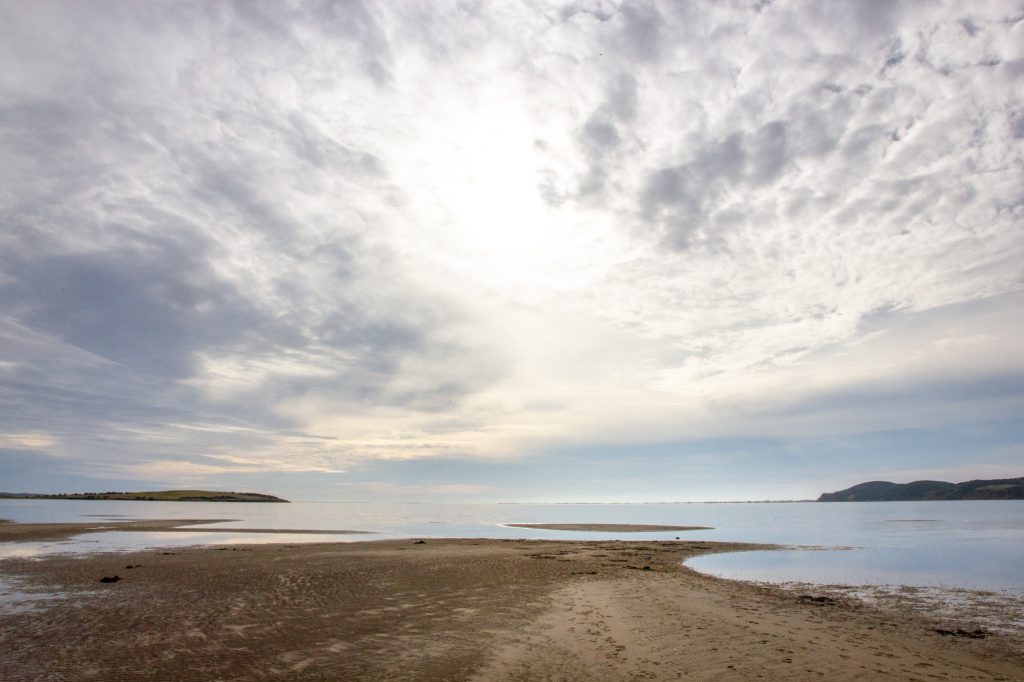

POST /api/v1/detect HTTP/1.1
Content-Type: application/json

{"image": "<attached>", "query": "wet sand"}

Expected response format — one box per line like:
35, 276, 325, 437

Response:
1, 533, 1021, 680
0, 519, 371, 543
506, 523, 711, 532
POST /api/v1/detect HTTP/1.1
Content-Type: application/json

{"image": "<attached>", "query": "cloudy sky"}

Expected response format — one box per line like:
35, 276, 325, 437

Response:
1, 0, 1022, 502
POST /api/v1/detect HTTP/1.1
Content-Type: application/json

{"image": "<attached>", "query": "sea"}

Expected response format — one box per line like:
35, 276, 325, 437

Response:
2, 499, 1023, 596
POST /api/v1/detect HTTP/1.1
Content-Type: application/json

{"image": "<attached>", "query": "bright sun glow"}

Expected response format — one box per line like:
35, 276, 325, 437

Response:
438, 109, 565, 288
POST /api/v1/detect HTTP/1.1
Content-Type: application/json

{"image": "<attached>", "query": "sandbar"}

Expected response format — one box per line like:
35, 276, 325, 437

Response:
0, 519, 371, 543
506, 523, 711, 532
1, 530, 1021, 680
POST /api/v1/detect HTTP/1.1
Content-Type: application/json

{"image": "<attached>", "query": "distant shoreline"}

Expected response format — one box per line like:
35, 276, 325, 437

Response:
818, 477, 1024, 502
0, 490, 289, 503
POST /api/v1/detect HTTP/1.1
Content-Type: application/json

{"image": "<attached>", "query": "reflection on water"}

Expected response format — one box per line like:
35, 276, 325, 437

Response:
1, 499, 1022, 593
686, 543, 1024, 593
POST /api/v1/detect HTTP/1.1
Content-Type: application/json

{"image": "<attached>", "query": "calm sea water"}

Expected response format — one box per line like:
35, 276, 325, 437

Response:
1, 499, 1022, 594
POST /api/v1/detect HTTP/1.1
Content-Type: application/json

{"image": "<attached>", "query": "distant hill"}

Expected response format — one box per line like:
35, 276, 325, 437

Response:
818, 477, 1024, 502
0, 490, 289, 503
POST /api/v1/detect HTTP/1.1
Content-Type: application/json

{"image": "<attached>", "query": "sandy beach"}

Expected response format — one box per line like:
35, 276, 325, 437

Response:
1, 525, 1022, 680
505, 523, 712, 532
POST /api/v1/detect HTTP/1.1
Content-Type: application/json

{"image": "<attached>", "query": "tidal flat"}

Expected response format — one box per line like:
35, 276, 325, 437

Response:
1, 526, 1022, 680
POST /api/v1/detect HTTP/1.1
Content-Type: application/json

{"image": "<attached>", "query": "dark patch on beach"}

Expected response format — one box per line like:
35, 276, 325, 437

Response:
934, 627, 987, 639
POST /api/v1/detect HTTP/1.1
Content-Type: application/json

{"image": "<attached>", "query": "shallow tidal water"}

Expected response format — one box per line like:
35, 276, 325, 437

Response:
1, 498, 1022, 595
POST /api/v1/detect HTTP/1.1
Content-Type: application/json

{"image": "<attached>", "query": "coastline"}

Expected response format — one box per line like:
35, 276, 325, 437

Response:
1, 526, 1021, 680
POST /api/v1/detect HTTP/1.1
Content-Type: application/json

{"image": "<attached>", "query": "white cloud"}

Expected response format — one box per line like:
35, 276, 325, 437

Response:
1, 0, 1021, 489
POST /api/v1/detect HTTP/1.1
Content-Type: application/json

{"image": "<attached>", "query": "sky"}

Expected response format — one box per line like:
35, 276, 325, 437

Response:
1, 0, 1022, 502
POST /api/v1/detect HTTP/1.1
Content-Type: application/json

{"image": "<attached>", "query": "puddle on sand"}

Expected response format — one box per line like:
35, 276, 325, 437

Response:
0, 576, 75, 615
0, 530, 375, 561
0, 537, 103, 560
